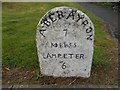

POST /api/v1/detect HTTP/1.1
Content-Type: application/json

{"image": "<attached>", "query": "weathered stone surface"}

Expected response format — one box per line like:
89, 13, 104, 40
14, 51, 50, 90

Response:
36, 6, 94, 78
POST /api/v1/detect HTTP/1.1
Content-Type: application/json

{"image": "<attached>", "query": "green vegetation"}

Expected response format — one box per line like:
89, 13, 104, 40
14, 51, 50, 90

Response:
2, 2, 115, 69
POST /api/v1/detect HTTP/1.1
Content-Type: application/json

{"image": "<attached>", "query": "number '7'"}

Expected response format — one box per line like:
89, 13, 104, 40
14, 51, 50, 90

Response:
63, 29, 67, 37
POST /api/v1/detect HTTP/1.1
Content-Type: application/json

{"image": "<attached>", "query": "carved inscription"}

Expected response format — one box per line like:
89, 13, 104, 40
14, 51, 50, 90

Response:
39, 8, 93, 40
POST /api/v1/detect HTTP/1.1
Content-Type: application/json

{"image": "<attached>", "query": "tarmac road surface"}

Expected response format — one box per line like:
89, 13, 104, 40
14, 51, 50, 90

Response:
79, 2, 119, 41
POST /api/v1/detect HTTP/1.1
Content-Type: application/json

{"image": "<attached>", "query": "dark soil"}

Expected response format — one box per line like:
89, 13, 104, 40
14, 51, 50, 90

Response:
2, 55, 118, 85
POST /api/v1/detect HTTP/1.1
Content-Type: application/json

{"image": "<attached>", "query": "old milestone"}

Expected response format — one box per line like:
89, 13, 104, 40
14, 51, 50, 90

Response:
36, 6, 94, 78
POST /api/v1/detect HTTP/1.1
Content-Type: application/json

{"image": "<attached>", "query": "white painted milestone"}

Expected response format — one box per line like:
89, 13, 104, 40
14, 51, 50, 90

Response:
36, 6, 94, 78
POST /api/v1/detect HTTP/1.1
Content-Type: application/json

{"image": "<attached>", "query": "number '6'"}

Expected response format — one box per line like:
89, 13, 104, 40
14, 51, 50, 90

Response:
62, 62, 67, 69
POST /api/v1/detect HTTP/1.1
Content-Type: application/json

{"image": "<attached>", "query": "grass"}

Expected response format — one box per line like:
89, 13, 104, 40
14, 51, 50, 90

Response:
2, 2, 115, 69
